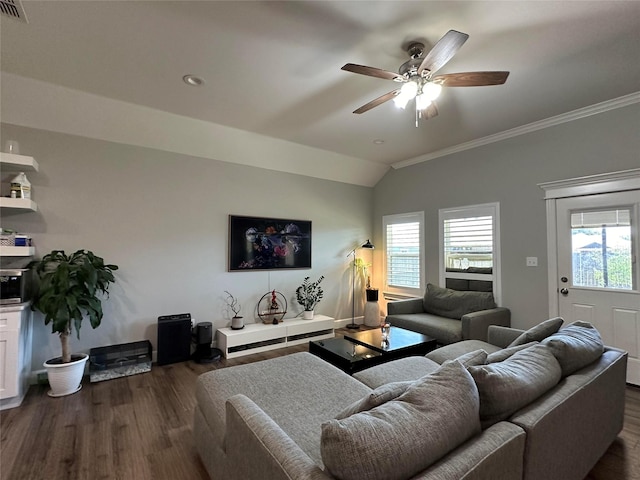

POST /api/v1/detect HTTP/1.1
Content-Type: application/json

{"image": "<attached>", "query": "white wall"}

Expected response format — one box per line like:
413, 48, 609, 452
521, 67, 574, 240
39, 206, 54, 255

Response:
1, 124, 374, 368
373, 103, 640, 329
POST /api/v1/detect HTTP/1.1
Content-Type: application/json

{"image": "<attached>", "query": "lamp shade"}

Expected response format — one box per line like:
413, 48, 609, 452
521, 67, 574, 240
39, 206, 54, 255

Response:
361, 239, 374, 249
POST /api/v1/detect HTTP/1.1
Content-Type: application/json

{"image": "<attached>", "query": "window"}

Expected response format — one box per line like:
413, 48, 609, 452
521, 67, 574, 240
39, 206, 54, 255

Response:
571, 208, 635, 290
439, 203, 501, 303
383, 212, 424, 296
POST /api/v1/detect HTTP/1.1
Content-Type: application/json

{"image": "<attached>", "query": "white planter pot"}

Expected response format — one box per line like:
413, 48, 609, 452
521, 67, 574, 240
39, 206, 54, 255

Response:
302, 310, 314, 320
43, 353, 88, 397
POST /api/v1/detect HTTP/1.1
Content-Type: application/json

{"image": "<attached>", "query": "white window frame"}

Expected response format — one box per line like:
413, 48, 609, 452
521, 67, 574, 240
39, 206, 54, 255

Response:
382, 211, 425, 298
438, 202, 502, 305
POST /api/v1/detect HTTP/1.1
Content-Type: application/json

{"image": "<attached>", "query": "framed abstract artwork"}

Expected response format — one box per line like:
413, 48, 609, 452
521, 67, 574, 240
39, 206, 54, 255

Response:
228, 215, 312, 271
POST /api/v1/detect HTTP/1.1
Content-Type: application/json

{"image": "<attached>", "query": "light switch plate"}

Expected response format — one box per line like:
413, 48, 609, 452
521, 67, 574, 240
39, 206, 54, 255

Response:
526, 257, 538, 267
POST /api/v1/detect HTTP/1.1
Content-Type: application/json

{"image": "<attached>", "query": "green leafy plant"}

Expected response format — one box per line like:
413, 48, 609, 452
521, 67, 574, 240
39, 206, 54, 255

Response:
353, 258, 372, 288
296, 275, 324, 311
30, 250, 119, 363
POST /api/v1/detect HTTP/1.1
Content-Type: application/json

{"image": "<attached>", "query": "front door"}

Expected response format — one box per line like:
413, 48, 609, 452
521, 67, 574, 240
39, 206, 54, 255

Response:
556, 190, 640, 385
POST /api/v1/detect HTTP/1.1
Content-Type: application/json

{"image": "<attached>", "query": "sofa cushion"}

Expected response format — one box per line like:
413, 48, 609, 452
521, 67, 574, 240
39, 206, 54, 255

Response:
353, 355, 440, 389
508, 317, 564, 347
321, 361, 481, 480
449, 348, 488, 367
423, 283, 496, 320
486, 341, 538, 363
385, 312, 463, 345
468, 344, 562, 428
335, 381, 413, 420
426, 340, 501, 364
541, 321, 604, 376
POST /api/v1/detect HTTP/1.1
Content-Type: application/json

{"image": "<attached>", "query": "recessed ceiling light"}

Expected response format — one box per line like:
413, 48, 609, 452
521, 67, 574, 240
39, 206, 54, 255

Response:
373, 139, 385, 145
183, 74, 205, 86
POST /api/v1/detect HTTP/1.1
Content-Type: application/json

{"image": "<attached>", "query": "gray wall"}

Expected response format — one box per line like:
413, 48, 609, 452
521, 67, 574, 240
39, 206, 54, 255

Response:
2, 103, 638, 368
1, 125, 373, 368
373, 103, 640, 329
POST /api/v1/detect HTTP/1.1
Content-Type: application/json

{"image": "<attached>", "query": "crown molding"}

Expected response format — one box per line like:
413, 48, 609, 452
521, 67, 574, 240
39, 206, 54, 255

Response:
393, 91, 640, 170
538, 168, 640, 199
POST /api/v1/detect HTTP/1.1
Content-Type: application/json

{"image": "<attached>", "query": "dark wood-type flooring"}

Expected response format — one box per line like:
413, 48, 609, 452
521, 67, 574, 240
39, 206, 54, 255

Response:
1, 327, 639, 480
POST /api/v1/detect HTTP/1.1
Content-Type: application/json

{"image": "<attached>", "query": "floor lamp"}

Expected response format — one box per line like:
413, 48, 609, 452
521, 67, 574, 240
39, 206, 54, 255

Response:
346, 239, 375, 329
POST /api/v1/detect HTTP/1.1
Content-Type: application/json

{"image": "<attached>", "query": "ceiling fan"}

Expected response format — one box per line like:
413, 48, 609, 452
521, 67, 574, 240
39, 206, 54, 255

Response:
342, 30, 509, 126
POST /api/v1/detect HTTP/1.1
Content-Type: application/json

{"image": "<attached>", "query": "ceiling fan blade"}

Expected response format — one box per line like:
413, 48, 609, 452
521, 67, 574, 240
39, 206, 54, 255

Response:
342, 63, 404, 82
353, 89, 400, 114
432, 71, 510, 87
418, 30, 469, 75
419, 101, 439, 120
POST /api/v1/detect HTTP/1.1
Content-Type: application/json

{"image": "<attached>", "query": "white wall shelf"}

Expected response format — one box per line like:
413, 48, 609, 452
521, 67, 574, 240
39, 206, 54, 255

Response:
0, 152, 39, 172
0, 246, 35, 257
217, 315, 335, 359
0, 198, 37, 212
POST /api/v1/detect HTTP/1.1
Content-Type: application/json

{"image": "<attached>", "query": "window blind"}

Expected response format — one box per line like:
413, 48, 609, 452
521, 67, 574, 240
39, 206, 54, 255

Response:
571, 209, 631, 228
443, 216, 493, 270
386, 221, 421, 289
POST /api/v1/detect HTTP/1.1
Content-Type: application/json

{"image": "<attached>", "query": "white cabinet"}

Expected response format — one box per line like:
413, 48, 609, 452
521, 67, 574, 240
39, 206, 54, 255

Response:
217, 315, 335, 359
0, 304, 33, 410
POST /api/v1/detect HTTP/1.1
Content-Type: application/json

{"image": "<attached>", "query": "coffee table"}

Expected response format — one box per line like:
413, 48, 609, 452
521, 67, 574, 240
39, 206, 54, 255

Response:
308, 338, 383, 374
309, 326, 436, 374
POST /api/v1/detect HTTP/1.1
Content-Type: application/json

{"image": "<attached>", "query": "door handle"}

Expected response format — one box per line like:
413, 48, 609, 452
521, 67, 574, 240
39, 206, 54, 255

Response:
560, 288, 569, 295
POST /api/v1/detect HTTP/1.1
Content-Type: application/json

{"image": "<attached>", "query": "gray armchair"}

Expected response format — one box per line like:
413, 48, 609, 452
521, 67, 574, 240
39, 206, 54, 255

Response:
386, 283, 511, 345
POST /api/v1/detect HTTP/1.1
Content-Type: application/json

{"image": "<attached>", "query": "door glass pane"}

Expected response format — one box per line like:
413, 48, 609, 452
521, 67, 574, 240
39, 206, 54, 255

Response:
571, 208, 634, 290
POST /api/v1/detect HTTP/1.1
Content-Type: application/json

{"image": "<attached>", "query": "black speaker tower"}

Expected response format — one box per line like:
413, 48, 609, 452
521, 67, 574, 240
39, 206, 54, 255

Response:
157, 313, 192, 366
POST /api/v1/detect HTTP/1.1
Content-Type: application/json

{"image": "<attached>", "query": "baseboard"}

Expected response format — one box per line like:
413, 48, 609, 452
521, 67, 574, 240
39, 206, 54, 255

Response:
333, 316, 364, 328
30, 368, 48, 385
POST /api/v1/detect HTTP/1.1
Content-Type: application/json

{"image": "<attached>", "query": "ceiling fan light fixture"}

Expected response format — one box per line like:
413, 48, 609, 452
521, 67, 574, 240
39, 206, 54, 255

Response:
393, 95, 410, 109
394, 81, 418, 109
400, 80, 418, 98
422, 82, 442, 101
415, 93, 431, 111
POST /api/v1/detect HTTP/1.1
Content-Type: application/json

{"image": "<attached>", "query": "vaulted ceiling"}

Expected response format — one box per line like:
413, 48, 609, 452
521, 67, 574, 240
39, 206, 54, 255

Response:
2, 1, 639, 186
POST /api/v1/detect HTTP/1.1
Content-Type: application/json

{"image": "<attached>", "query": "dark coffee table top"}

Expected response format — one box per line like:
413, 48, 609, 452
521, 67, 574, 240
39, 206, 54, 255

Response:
308, 337, 383, 372
309, 327, 436, 374
344, 326, 435, 354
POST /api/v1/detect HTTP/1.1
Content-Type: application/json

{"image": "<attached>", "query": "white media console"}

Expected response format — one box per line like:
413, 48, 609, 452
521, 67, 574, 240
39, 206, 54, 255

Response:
216, 315, 335, 359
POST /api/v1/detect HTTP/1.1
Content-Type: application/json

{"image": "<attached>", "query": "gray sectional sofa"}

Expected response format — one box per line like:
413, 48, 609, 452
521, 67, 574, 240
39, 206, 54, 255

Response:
385, 283, 511, 345
194, 319, 627, 480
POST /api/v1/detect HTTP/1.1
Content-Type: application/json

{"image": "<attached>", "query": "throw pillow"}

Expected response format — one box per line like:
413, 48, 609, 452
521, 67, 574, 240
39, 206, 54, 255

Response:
334, 381, 413, 420
423, 283, 496, 320
486, 341, 537, 363
321, 361, 481, 480
541, 321, 604, 377
450, 348, 488, 367
468, 343, 562, 428
507, 317, 564, 347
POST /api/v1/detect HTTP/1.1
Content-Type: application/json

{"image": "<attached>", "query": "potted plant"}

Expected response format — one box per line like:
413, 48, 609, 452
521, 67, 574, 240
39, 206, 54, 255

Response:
224, 291, 244, 330
30, 249, 118, 397
296, 275, 324, 319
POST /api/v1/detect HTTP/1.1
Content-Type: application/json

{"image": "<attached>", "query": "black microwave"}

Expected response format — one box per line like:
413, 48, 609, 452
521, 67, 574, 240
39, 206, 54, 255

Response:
0, 269, 33, 305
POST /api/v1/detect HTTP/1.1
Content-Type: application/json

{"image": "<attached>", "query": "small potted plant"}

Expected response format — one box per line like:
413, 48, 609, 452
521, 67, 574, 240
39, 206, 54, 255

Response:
296, 275, 324, 319
224, 291, 244, 330
30, 249, 118, 397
